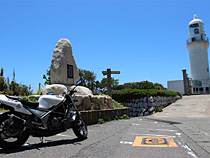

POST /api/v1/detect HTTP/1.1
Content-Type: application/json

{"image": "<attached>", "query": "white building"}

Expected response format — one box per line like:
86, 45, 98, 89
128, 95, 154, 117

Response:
168, 14, 210, 94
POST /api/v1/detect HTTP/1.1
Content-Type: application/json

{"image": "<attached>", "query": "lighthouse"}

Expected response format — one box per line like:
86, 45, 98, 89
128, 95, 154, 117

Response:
187, 14, 210, 93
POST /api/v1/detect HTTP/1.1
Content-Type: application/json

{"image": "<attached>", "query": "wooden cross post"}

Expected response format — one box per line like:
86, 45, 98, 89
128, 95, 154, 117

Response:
102, 68, 120, 97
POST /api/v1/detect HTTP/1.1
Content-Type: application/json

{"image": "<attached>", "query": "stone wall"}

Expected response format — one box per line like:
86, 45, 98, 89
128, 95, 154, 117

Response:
121, 96, 180, 117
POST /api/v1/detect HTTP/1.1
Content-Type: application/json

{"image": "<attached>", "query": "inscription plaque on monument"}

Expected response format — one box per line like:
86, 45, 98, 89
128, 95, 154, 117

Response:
67, 64, 73, 78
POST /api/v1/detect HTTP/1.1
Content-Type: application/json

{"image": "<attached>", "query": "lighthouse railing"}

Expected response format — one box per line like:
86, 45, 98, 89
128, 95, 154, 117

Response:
186, 36, 209, 44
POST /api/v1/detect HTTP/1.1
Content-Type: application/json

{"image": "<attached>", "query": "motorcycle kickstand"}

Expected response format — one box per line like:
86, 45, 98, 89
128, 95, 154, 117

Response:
40, 137, 44, 144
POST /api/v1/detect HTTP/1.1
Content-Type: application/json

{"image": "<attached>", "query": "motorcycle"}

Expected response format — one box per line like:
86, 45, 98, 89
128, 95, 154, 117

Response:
0, 80, 87, 149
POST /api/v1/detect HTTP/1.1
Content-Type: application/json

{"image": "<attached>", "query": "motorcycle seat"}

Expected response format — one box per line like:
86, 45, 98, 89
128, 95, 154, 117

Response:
20, 100, 39, 108
5, 94, 39, 108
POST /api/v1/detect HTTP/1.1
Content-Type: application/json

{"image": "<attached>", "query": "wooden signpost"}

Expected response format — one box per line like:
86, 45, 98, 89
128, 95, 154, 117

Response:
102, 68, 120, 96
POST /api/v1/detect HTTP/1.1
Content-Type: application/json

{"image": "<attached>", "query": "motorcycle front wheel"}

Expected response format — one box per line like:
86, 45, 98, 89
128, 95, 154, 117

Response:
0, 112, 30, 149
72, 115, 88, 140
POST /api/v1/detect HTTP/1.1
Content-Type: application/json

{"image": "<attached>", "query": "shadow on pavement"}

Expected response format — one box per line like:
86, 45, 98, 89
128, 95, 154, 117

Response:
0, 138, 83, 154
145, 117, 181, 124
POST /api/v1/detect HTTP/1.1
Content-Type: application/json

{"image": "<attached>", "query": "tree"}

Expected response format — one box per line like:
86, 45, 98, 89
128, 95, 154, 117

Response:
0, 68, 32, 96
0, 68, 3, 76
154, 83, 165, 90
0, 68, 8, 92
79, 69, 97, 92
0, 76, 8, 92
99, 77, 119, 92
43, 67, 51, 85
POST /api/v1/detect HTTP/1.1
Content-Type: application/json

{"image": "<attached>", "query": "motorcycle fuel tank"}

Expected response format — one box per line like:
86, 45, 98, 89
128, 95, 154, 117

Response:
38, 95, 64, 109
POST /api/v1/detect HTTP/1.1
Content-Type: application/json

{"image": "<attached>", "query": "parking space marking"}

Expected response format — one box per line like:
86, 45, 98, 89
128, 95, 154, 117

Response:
131, 133, 176, 138
120, 141, 133, 145
132, 136, 178, 147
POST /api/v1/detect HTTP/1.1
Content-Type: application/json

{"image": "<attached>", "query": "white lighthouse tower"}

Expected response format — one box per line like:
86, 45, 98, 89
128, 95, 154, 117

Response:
187, 14, 210, 93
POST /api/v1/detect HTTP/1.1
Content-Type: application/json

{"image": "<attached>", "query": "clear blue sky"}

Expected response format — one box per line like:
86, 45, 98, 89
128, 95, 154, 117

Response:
1, 0, 210, 91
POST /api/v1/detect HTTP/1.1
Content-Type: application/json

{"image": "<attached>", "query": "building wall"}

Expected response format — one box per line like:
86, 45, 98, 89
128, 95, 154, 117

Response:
167, 80, 184, 94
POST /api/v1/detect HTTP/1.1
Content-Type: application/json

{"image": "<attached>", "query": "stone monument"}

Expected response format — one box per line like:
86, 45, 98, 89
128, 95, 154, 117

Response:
50, 38, 80, 86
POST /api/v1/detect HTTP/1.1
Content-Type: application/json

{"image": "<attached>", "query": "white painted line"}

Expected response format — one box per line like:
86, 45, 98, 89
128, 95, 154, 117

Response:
178, 133, 198, 158
187, 151, 198, 158
56, 134, 72, 137
131, 127, 177, 132
156, 129, 177, 132
120, 141, 133, 145
176, 133, 182, 136
132, 123, 140, 126
131, 133, 176, 138
182, 145, 198, 158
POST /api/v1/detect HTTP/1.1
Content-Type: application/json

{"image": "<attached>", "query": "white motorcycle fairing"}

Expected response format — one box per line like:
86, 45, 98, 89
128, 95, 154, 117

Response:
0, 95, 64, 116
0, 94, 32, 115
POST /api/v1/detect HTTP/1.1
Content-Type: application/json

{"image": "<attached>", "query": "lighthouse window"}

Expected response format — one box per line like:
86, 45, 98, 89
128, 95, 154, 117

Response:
194, 28, 199, 34
190, 23, 199, 28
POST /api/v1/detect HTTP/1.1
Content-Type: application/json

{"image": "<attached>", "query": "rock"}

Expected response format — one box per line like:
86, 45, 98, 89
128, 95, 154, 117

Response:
142, 108, 147, 113
74, 95, 84, 106
83, 96, 91, 110
70, 86, 93, 96
143, 102, 148, 108
50, 38, 80, 85
106, 97, 114, 109
42, 84, 67, 95
138, 113, 142, 117
148, 106, 156, 112
92, 102, 100, 110
148, 96, 154, 102
144, 112, 150, 116
90, 95, 101, 104
100, 97, 105, 105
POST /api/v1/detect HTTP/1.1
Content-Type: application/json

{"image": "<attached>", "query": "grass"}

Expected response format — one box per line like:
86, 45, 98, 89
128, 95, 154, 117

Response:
97, 114, 130, 124
0, 108, 9, 113
113, 100, 126, 109
156, 107, 163, 112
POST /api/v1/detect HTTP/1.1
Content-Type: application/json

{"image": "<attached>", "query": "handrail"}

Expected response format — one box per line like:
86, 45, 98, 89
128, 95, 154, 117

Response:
187, 37, 209, 43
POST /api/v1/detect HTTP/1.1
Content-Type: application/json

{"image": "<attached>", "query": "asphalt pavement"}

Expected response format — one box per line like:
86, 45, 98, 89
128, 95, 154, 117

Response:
1, 95, 210, 158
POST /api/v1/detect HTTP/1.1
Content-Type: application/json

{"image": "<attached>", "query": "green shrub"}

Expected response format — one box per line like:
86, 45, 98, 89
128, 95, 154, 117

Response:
113, 100, 126, 109
33, 89, 43, 95
112, 89, 181, 102
98, 118, 105, 124
157, 107, 163, 112
119, 114, 130, 119
114, 116, 119, 120
121, 81, 165, 90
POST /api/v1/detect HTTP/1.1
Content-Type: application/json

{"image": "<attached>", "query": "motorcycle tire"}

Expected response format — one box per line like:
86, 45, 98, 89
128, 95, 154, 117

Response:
72, 115, 88, 140
0, 112, 30, 149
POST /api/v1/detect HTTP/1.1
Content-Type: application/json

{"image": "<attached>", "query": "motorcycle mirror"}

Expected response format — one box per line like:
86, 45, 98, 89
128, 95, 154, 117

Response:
76, 79, 82, 86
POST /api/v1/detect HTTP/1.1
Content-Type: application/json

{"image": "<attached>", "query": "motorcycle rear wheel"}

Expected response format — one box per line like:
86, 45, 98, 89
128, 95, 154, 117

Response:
0, 112, 30, 149
72, 115, 88, 140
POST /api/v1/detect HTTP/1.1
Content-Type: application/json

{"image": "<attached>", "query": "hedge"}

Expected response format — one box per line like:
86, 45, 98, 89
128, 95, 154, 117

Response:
112, 89, 181, 102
